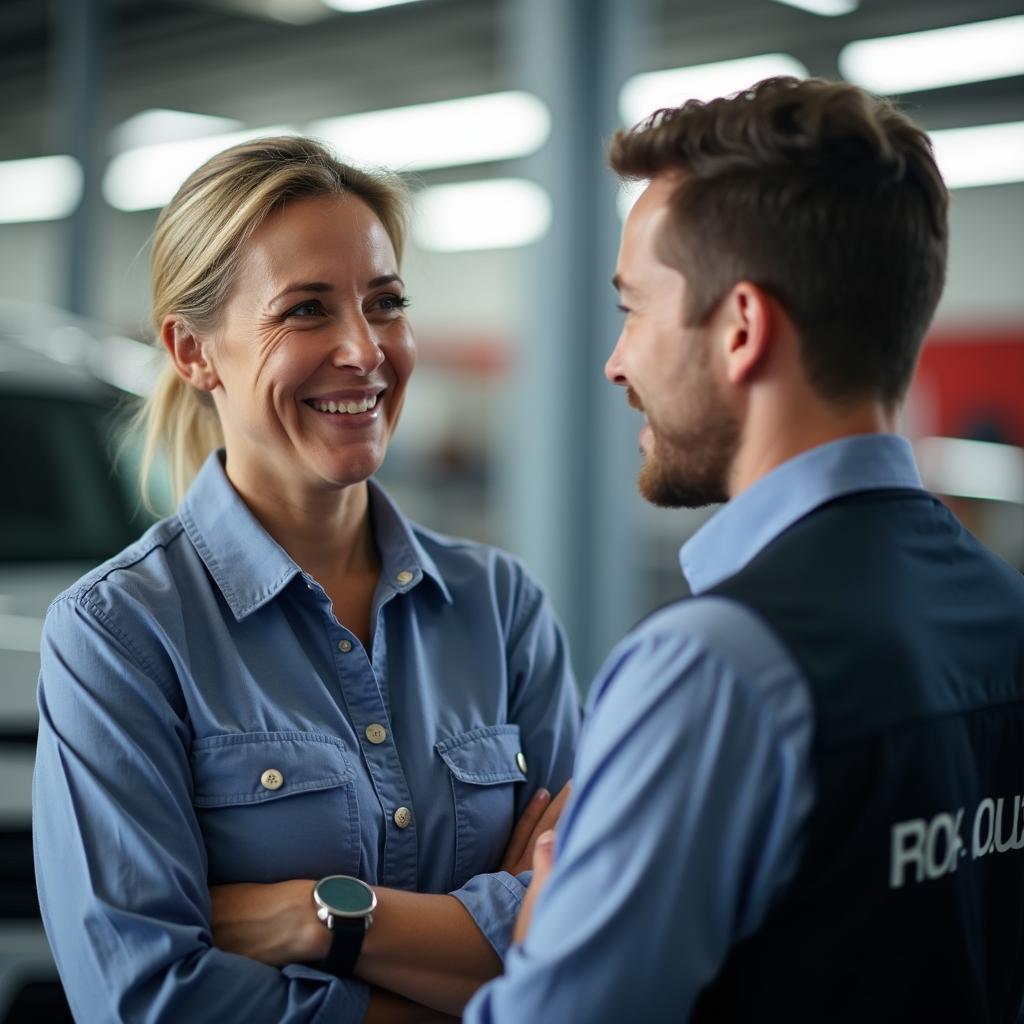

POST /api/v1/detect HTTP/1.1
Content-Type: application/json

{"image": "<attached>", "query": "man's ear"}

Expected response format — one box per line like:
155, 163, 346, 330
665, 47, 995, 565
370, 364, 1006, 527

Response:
719, 281, 774, 387
160, 316, 219, 391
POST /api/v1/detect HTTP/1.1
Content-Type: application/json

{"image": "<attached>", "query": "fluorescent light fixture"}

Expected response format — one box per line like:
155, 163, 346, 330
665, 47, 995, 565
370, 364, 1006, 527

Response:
103, 126, 297, 211
322, 0, 426, 10
839, 15, 1024, 94
412, 179, 552, 252
111, 108, 242, 152
620, 54, 809, 127
916, 437, 1024, 504
771, 0, 858, 15
930, 121, 1024, 189
0, 155, 82, 223
308, 91, 550, 172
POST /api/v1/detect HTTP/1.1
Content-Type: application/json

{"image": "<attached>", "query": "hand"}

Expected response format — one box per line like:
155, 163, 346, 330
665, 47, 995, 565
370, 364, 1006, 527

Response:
498, 781, 571, 876
210, 880, 330, 965
512, 829, 556, 945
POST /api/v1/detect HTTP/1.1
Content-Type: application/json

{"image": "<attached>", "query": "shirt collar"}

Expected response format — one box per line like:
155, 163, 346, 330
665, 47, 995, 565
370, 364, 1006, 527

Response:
680, 434, 924, 595
179, 451, 451, 621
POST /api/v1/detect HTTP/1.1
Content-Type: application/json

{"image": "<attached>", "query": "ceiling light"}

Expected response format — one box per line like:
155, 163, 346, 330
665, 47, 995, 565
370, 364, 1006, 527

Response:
839, 15, 1024, 94
916, 437, 1024, 504
322, 0, 426, 10
111, 109, 242, 153
770, 0, 858, 15
307, 91, 550, 172
620, 54, 809, 127
0, 155, 82, 224
412, 179, 552, 252
930, 121, 1024, 189
103, 127, 297, 212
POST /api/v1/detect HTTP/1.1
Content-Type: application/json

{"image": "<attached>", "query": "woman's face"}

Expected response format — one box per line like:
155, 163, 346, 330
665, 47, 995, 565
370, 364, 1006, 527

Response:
202, 193, 415, 501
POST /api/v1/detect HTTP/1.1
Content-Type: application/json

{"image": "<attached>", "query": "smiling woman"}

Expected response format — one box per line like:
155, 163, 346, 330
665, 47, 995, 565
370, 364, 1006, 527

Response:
31, 136, 580, 1024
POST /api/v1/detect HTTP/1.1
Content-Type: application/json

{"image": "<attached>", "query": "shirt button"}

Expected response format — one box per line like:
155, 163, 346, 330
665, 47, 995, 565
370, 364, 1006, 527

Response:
516, 751, 528, 774
394, 806, 412, 829
260, 769, 284, 791
338, 639, 353, 653
365, 723, 387, 745
395, 570, 414, 585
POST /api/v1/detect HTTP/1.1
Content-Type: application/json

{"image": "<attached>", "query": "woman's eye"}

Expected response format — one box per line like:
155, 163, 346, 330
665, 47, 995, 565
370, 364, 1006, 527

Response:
375, 294, 411, 313
286, 300, 324, 318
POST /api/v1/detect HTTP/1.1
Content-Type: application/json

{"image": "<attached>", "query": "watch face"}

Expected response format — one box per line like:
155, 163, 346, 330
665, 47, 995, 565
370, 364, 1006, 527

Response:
316, 875, 376, 916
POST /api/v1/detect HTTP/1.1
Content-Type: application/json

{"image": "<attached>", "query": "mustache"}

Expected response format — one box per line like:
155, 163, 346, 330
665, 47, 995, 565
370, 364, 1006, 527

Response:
626, 387, 644, 413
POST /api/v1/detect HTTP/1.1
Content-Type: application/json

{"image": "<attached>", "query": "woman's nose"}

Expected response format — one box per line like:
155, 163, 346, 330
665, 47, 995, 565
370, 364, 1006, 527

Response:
331, 317, 385, 374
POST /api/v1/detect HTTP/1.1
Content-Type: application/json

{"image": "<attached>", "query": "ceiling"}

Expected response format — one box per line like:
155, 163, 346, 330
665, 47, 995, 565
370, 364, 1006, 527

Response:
0, 0, 1020, 164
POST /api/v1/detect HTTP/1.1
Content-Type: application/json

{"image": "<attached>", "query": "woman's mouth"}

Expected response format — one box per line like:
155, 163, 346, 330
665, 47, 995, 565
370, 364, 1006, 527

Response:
305, 394, 379, 415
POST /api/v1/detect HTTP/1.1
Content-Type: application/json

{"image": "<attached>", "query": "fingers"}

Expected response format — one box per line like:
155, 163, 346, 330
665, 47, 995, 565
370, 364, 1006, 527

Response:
521, 781, 571, 867
512, 832, 556, 947
535, 781, 571, 836
498, 787, 551, 874
532, 830, 556, 878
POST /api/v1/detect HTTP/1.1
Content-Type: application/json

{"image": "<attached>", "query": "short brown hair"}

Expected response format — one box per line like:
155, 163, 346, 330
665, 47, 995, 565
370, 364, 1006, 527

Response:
609, 77, 948, 407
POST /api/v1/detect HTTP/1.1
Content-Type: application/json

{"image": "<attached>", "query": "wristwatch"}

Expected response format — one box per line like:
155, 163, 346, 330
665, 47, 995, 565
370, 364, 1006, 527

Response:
312, 874, 378, 977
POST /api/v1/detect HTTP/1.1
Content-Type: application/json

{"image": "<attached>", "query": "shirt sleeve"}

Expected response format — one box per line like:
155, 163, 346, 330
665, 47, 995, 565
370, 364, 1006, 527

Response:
463, 596, 815, 1023
450, 567, 582, 958
32, 593, 370, 1024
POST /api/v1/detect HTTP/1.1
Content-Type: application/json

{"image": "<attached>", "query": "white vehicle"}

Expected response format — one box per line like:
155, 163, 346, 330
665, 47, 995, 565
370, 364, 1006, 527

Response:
0, 302, 157, 1023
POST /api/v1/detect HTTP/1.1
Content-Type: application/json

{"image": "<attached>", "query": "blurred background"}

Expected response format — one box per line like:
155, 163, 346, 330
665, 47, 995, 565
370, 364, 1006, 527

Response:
0, 0, 1022, 1017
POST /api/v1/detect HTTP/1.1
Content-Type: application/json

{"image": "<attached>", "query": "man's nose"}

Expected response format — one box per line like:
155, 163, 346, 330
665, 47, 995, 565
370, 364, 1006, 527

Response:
604, 337, 628, 386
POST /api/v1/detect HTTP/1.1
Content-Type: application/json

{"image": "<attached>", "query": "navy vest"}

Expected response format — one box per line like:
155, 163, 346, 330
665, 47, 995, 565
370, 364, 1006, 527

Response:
690, 488, 1024, 1022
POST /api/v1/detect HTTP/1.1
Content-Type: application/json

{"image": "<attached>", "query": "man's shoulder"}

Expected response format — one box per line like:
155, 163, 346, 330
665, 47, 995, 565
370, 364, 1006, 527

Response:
589, 595, 810, 722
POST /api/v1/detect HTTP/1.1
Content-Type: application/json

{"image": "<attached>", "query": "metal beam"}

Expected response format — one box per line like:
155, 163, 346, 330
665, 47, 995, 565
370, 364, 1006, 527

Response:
500, 0, 648, 686
52, 0, 105, 318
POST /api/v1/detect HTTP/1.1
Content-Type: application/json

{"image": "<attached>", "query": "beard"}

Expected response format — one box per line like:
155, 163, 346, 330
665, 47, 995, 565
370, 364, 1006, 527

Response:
629, 356, 741, 509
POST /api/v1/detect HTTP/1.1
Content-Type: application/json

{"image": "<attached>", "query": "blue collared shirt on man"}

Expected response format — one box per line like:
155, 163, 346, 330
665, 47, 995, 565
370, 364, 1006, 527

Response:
33, 451, 580, 1023
465, 434, 927, 1023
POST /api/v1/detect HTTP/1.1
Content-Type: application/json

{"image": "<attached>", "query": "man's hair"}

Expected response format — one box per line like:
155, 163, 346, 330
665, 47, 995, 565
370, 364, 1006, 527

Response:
609, 77, 949, 408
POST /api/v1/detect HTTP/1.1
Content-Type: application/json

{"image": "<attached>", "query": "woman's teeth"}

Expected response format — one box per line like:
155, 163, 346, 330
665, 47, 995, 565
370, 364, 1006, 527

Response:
309, 395, 378, 415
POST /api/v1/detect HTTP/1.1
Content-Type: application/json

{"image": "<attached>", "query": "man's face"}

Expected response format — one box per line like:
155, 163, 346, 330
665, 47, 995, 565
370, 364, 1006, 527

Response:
605, 173, 740, 508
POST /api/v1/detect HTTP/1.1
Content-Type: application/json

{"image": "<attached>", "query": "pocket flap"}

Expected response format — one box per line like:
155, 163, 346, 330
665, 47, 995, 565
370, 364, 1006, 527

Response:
435, 724, 525, 785
191, 730, 354, 808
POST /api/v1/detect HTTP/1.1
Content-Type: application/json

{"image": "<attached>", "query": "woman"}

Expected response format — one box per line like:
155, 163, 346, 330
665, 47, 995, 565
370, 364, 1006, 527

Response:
33, 136, 579, 1023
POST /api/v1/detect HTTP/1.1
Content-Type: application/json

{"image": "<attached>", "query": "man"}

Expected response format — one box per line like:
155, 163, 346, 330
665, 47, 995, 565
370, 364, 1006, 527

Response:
464, 77, 1024, 1022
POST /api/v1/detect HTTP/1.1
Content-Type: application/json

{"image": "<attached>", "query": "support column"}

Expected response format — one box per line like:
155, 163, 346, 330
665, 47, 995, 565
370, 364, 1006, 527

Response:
52, 0, 105, 318
500, 0, 649, 686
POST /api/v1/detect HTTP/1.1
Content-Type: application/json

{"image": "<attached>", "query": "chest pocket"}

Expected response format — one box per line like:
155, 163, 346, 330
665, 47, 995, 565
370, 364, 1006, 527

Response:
436, 724, 526, 889
191, 730, 360, 883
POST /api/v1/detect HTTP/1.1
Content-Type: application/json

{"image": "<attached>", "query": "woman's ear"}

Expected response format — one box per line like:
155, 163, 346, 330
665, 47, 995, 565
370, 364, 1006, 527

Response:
720, 281, 774, 387
160, 316, 219, 391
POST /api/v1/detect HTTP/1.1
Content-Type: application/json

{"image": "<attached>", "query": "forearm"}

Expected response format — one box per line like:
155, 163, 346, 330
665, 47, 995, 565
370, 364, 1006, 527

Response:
364, 986, 458, 1023
356, 890, 502, 1015
212, 882, 501, 1015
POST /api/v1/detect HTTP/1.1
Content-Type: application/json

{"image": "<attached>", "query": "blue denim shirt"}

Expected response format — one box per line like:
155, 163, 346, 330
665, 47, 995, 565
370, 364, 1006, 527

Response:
33, 451, 580, 1023
466, 435, 924, 1023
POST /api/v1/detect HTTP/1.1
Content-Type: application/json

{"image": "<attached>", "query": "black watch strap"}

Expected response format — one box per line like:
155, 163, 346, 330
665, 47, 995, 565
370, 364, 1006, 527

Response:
319, 916, 367, 978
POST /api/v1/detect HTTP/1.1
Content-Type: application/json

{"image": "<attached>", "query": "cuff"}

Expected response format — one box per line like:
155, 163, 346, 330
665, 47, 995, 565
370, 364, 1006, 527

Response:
450, 870, 528, 960
283, 962, 371, 1023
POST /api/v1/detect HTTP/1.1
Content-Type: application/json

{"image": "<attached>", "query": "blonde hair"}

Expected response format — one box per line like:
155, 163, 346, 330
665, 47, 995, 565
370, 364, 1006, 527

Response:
138, 135, 410, 505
